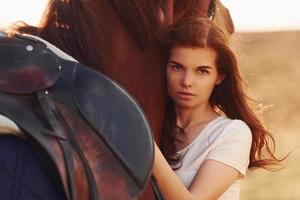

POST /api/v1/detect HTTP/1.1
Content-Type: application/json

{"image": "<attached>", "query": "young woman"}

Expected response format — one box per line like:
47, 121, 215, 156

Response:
152, 17, 281, 200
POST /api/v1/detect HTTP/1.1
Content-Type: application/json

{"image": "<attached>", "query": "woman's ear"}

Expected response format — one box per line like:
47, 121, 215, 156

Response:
216, 73, 225, 85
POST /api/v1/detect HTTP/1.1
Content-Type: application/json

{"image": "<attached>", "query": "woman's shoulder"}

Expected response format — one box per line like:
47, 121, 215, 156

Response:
214, 116, 252, 140
222, 117, 251, 132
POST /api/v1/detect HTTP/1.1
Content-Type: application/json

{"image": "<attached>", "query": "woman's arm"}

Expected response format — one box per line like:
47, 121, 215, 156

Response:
152, 142, 240, 200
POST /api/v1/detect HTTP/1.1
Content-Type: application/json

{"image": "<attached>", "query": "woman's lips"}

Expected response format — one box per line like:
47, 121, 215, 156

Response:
177, 91, 196, 100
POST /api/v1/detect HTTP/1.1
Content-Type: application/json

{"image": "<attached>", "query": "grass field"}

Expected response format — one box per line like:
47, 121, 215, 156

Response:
230, 31, 300, 200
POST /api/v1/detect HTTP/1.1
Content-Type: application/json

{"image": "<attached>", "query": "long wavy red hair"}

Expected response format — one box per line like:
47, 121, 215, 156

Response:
160, 17, 281, 170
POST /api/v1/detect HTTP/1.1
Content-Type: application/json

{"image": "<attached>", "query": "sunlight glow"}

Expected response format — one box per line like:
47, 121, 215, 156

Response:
222, 0, 300, 32
0, 0, 47, 28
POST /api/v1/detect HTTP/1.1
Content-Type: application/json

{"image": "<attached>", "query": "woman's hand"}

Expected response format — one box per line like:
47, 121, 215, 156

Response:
152, 142, 195, 200
152, 142, 240, 200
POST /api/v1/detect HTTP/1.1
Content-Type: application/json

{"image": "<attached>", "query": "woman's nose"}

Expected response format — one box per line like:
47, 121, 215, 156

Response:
181, 72, 192, 88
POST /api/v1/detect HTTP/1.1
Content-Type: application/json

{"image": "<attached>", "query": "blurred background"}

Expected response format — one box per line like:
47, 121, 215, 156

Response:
232, 30, 300, 200
1, 0, 300, 199
223, 1, 300, 199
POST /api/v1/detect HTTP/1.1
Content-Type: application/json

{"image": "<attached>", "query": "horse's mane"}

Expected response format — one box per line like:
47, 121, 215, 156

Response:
13, 0, 233, 67
13, 1, 165, 67
174, 0, 210, 21
110, 0, 168, 48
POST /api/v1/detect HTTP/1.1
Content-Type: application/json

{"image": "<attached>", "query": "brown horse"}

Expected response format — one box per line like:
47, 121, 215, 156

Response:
12, 0, 234, 199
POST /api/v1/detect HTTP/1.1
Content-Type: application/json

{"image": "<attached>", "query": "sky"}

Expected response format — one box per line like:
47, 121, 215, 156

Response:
222, 0, 300, 31
0, 0, 300, 32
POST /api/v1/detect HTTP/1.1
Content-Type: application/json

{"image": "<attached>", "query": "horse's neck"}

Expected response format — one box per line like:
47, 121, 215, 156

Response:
83, 2, 167, 142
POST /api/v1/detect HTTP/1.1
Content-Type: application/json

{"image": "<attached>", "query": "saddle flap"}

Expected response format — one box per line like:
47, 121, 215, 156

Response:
0, 33, 60, 94
73, 64, 154, 188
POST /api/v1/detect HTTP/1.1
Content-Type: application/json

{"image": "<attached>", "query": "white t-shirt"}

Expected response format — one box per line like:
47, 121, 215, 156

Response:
173, 116, 252, 200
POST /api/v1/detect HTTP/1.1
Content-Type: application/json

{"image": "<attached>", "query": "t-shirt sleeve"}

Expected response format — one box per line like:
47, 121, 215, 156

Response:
205, 120, 252, 176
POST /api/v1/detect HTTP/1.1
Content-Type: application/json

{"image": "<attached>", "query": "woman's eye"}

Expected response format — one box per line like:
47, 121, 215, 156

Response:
197, 68, 209, 74
171, 64, 182, 71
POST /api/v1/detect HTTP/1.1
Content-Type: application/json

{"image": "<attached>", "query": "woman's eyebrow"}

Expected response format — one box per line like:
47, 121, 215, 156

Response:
168, 61, 213, 70
168, 60, 183, 66
197, 65, 212, 69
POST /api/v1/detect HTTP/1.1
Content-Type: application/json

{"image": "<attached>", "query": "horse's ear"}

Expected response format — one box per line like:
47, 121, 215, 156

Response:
210, 0, 235, 35
173, 0, 234, 35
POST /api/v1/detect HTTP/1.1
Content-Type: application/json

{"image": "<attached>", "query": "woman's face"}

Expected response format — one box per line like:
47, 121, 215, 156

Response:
166, 46, 224, 109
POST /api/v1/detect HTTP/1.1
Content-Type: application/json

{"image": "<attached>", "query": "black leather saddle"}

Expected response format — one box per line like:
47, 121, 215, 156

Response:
0, 32, 154, 200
